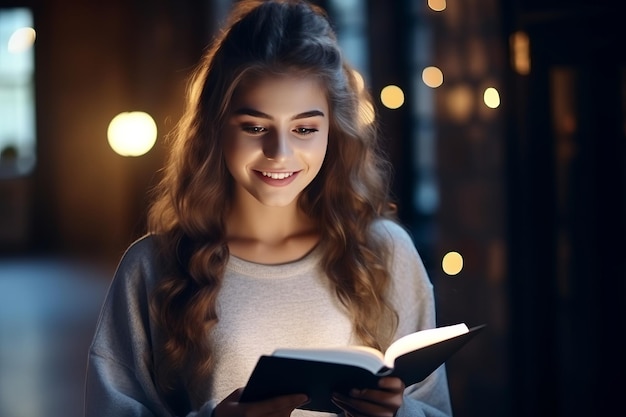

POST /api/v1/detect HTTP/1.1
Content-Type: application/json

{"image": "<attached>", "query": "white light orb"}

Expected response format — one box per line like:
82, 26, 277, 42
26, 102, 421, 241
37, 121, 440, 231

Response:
107, 111, 157, 157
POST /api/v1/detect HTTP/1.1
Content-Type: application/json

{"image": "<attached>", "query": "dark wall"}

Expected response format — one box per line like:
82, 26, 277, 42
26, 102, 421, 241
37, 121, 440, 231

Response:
502, 1, 626, 416
0, 0, 212, 262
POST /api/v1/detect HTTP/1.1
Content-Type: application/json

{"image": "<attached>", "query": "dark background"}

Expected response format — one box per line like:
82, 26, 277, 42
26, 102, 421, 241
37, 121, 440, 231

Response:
0, 0, 624, 416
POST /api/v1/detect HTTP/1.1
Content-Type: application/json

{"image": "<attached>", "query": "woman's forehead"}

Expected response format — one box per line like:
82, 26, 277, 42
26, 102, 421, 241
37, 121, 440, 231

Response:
230, 74, 329, 114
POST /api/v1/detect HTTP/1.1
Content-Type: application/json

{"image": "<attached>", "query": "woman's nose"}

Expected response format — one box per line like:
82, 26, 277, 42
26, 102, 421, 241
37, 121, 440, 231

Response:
262, 130, 293, 161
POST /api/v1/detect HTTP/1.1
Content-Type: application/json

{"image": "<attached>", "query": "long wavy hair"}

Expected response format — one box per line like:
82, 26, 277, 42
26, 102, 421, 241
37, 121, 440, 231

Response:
148, 0, 399, 400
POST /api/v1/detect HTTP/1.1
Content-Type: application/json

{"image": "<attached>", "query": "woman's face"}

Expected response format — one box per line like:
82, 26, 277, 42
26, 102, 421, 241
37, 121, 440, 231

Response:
223, 74, 329, 209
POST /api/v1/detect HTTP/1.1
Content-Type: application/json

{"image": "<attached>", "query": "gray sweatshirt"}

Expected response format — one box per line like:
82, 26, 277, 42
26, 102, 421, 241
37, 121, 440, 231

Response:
85, 219, 453, 417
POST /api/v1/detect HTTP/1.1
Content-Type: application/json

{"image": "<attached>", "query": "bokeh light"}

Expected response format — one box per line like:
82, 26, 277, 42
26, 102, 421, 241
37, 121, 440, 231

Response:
8, 27, 36, 53
107, 111, 157, 157
511, 31, 531, 75
442, 251, 464, 275
422, 66, 444, 88
352, 69, 365, 93
446, 85, 474, 122
380, 85, 405, 109
483, 87, 501, 109
428, 0, 447, 12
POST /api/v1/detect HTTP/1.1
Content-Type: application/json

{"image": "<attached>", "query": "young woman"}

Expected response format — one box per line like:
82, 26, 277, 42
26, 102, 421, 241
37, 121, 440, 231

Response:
85, 1, 452, 416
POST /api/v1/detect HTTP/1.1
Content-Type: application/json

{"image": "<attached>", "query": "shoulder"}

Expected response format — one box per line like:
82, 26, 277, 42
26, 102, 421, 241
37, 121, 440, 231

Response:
370, 217, 428, 287
372, 219, 436, 335
370, 218, 418, 257
116, 234, 159, 272
108, 234, 164, 300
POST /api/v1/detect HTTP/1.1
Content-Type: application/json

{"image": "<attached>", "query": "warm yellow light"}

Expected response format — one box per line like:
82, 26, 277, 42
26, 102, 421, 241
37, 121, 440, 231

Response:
422, 66, 444, 88
483, 87, 501, 109
380, 85, 405, 109
510, 31, 531, 75
428, 0, 447, 12
446, 85, 474, 122
442, 251, 463, 276
352, 70, 365, 93
107, 111, 157, 157
8, 27, 36, 53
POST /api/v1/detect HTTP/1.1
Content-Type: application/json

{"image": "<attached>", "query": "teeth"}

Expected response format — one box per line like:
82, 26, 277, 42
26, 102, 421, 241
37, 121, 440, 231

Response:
262, 171, 294, 180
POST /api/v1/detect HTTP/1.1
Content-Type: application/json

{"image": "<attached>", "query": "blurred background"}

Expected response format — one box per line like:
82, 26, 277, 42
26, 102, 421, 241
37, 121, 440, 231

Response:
0, 0, 624, 416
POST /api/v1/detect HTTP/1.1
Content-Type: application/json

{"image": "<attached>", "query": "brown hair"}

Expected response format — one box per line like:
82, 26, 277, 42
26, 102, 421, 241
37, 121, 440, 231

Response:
148, 0, 398, 400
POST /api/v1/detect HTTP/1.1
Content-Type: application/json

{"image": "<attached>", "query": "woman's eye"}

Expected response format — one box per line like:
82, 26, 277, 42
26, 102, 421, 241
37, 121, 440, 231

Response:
294, 127, 318, 136
242, 125, 267, 135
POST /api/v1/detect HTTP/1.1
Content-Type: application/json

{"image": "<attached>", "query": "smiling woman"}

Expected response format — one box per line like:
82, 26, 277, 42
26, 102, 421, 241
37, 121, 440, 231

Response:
223, 75, 329, 214
85, 1, 453, 417
221, 75, 330, 265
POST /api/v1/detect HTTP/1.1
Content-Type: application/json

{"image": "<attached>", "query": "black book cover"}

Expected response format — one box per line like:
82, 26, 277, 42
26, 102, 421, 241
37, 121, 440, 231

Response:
240, 324, 485, 413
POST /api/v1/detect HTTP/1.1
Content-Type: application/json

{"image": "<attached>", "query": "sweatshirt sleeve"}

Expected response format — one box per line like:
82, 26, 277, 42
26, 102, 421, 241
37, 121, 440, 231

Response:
84, 237, 215, 417
375, 220, 453, 417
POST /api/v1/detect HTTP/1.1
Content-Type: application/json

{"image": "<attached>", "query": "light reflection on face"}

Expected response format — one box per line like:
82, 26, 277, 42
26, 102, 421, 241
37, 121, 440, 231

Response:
223, 75, 329, 209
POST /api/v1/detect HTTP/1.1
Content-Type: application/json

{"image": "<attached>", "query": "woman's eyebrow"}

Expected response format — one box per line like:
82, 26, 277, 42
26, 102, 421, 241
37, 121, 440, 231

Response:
291, 110, 325, 120
232, 107, 325, 120
233, 107, 271, 119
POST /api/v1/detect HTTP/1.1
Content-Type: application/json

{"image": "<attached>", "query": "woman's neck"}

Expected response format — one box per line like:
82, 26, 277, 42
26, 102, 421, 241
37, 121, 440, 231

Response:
225, 196, 320, 265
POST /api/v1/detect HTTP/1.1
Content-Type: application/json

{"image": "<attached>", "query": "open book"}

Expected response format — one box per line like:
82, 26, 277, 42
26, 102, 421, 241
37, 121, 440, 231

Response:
240, 323, 485, 413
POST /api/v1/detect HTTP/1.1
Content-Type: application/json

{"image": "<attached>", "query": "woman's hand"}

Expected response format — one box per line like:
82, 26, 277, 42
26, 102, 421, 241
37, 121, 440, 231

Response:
331, 377, 405, 417
213, 388, 309, 417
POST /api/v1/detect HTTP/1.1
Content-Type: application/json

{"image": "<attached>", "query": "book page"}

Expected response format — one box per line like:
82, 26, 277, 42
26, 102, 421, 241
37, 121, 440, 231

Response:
271, 323, 469, 373
272, 346, 385, 374
383, 323, 469, 367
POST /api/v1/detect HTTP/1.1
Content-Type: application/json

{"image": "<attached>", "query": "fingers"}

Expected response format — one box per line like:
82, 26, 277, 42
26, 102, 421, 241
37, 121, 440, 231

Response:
377, 377, 405, 392
331, 378, 405, 417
